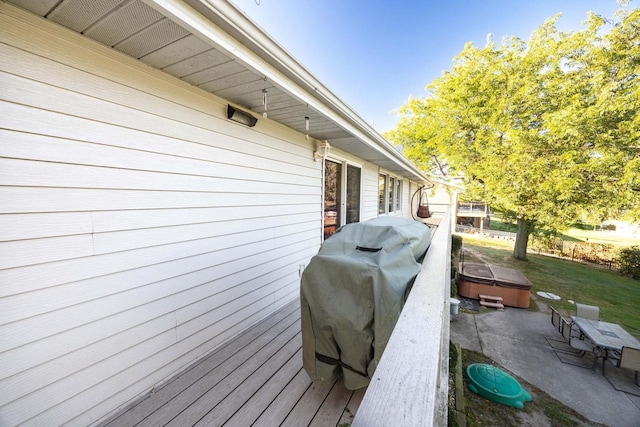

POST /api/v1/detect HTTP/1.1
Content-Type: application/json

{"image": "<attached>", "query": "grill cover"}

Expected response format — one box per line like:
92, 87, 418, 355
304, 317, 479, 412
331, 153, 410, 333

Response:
301, 216, 431, 390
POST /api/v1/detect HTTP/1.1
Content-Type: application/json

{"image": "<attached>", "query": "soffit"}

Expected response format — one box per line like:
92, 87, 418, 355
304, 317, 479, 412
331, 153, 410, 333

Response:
7, 0, 427, 183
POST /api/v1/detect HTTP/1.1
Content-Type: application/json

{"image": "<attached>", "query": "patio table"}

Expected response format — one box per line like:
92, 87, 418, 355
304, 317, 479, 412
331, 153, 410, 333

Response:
571, 316, 640, 371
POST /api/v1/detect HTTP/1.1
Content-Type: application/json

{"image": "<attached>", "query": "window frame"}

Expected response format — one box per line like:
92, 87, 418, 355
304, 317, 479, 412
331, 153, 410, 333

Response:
378, 173, 388, 215
395, 178, 403, 211
378, 171, 403, 215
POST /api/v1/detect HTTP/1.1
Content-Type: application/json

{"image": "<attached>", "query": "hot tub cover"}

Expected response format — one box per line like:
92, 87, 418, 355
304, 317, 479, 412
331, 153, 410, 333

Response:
460, 263, 532, 290
301, 216, 431, 390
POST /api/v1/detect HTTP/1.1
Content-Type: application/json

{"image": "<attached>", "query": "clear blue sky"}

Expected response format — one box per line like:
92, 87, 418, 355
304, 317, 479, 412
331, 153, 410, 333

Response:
231, 0, 631, 133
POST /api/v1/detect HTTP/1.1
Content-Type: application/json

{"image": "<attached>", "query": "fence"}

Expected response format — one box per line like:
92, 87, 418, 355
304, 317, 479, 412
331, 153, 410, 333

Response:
455, 225, 620, 270
455, 224, 516, 240
529, 237, 619, 270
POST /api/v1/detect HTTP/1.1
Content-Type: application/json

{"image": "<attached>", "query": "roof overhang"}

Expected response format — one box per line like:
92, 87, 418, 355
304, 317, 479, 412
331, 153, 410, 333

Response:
6, 0, 429, 183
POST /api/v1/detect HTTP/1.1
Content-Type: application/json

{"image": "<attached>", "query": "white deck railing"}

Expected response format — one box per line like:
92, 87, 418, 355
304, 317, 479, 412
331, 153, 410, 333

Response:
353, 210, 452, 426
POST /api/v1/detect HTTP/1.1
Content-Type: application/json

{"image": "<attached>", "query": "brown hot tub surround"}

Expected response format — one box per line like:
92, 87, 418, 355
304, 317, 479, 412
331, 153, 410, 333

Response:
458, 263, 532, 308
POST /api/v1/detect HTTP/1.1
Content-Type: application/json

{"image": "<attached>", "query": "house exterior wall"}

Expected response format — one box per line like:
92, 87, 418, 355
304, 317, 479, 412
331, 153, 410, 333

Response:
403, 179, 419, 219
0, 7, 322, 426
362, 162, 380, 219
427, 182, 457, 213
427, 181, 461, 231
0, 5, 418, 426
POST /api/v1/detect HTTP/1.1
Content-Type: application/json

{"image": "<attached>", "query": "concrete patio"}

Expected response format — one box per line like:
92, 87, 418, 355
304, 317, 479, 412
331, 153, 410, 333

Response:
450, 303, 640, 427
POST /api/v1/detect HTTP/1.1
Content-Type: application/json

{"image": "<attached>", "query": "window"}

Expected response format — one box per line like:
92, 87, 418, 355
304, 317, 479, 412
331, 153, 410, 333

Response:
388, 177, 395, 213
378, 174, 387, 214
395, 179, 402, 211
346, 164, 361, 224
378, 173, 403, 214
324, 159, 342, 239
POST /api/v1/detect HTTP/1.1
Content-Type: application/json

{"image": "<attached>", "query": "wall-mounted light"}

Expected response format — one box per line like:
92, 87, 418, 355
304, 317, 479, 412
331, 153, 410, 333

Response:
314, 140, 331, 162
227, 105, 257, 127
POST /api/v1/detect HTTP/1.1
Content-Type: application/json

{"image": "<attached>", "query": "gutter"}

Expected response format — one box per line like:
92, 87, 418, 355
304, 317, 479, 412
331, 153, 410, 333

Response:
144, 0, 428, 183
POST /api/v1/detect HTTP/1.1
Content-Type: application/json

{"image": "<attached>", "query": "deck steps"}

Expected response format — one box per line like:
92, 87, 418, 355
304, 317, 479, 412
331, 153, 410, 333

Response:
479, 294, 504, 311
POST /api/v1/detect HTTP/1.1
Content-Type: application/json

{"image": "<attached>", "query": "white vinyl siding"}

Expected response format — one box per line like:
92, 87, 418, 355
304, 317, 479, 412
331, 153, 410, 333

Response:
403, 180, 417, 219
0, 6, 319, 426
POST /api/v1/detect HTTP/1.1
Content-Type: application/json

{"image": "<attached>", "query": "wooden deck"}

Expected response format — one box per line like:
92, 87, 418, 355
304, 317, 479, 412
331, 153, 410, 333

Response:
102, 215, 449, 427
102, 300, 364, 427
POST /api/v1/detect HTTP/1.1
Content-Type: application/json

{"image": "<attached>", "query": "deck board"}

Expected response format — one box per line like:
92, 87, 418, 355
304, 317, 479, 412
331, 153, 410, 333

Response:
337, 388, 365, 426
280, 380, 334, 427
221, 348, 303, 426
251, 368, 312, 425
193, 337, 302, 426
308, 381, 353, 427
104, 303, 300, 426
163, 325, 301, 426
102, 300, 362, 426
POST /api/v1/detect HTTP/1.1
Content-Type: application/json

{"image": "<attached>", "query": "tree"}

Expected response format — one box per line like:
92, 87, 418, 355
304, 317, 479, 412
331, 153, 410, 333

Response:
387, 8, 640, 260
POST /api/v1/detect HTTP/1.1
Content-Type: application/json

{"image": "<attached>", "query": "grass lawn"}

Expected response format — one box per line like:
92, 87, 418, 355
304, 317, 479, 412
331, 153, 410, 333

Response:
563, 227, 640, 246
489, 218, 640, 246
458, 235, 640, 336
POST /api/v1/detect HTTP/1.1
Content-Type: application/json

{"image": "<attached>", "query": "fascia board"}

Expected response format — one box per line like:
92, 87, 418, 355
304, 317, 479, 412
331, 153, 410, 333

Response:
143, 0, 427, 182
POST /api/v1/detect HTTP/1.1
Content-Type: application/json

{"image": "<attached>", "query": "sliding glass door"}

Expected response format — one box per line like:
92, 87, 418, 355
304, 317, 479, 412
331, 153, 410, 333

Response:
324, 159, 361, 240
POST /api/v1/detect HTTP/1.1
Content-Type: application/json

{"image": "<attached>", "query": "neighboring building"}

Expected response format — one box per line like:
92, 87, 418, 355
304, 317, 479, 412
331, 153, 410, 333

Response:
602, 220, 640, 238
0, 1, 432, 425
456, 201, 491, 231
423, 176, 492, 233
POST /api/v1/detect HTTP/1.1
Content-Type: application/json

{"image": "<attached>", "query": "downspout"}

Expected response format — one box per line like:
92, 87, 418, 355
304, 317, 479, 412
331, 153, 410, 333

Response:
320, 157, 326, 241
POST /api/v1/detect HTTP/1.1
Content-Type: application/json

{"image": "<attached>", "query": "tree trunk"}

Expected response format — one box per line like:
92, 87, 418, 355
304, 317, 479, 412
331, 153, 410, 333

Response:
513, 218, 534, 260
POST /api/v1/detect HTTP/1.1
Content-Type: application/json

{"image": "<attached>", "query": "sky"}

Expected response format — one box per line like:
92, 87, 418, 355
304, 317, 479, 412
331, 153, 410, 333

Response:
230, 0, 631, 133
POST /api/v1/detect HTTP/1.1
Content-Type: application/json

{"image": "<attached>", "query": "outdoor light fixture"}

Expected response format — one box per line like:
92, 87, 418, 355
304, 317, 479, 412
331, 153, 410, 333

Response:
305, 116, 310, 140
227, 105, 257, 127
314, 140, 331, 162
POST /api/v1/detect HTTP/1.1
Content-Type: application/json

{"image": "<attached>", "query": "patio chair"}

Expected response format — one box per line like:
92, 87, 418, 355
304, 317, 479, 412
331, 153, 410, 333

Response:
561, 316, 594, 355
546, 306, 567, 349
553, 316, 597, 369
575, 303, 600, 320
603, 346, 640, 396
550, 306, 561, 332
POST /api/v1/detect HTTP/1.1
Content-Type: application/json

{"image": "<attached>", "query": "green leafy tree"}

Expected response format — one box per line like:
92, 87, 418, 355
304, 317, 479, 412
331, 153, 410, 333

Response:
388, 8, 640, 260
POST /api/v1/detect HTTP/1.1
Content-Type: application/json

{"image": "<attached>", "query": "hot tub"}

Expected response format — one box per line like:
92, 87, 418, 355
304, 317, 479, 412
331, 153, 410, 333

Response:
458, 263, 531, 308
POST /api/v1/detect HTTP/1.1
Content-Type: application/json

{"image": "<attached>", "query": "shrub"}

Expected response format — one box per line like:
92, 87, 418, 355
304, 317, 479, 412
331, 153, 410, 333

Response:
530, 233, 562, 253
618, 246, 640, 280
451, 234, 463, 255
451, 235, 463, 296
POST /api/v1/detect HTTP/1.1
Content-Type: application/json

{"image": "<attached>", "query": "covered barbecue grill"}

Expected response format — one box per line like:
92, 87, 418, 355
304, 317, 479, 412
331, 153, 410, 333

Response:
300, 216, 431, 390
